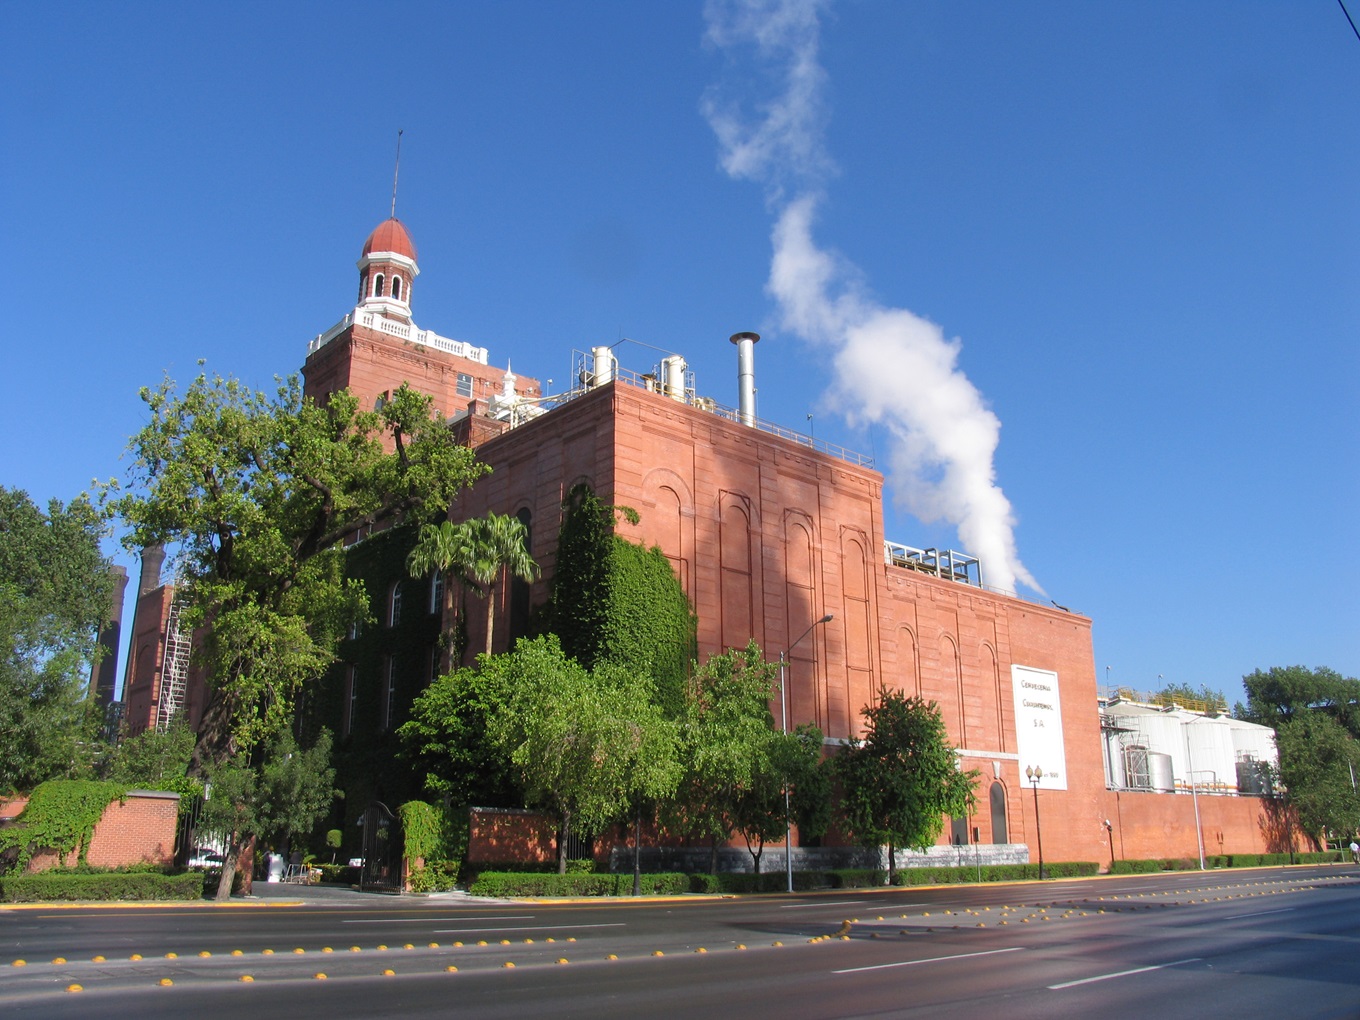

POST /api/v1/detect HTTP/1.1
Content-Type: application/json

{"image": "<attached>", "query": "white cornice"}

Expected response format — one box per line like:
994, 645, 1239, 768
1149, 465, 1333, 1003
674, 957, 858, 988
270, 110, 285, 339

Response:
357, 252, 420, 276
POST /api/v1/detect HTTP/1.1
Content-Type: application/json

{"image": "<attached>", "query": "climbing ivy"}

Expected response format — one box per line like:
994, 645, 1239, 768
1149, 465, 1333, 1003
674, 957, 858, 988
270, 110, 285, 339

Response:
0, 780, 127, 870
549, 484, 695, 715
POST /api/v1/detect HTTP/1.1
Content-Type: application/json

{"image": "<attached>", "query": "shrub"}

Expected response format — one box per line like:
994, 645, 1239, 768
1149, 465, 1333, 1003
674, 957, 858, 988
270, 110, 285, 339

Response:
0, 871, 203, 903
468, 871, 689, 897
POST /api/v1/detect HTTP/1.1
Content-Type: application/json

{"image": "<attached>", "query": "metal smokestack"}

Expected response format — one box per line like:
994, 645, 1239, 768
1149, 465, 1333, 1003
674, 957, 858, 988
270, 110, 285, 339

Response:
729, 331, 760, 426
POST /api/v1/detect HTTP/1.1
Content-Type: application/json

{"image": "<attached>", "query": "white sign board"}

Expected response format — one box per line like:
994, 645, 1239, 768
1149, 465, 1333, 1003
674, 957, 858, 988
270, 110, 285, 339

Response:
1011, 665, 1067, 790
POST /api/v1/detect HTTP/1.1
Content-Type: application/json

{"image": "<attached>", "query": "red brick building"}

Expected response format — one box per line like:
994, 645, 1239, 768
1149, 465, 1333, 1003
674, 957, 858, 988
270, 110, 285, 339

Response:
124, 213, 1282, 869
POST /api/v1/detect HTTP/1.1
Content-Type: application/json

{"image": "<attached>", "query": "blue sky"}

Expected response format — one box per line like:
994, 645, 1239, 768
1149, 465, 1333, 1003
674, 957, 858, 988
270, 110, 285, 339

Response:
4, 1, 1356, 701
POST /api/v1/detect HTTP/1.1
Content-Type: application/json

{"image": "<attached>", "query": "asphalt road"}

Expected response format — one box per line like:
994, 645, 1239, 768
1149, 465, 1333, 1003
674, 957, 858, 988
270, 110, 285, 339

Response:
3, 864, 1358, 1018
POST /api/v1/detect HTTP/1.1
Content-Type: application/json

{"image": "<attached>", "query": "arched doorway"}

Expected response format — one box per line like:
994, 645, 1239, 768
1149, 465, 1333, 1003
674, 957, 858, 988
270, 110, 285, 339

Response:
990, 782, 1008, 843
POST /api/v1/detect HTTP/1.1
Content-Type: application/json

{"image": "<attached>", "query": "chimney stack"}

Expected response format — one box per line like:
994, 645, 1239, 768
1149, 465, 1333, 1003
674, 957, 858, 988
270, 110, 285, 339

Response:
729, 332, 760, 426
137, 543, 165, 596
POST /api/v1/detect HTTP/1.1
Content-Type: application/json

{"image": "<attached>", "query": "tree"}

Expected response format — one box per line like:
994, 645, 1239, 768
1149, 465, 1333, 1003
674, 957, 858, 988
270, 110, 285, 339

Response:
487, 636, 679, 874
0, 489, 113, 792
200, 728, 335, 876
459, 513, 539, 658
729, 722, 829, 875
111, 371, 484, 898
1238, 665, 1360, 843
399, 656, 521, 810
835, 689, 978, 884
669, 642, 785, 873
1151, 681, 1228, 716
406, 519, 476, 666
103, 718, 199, 801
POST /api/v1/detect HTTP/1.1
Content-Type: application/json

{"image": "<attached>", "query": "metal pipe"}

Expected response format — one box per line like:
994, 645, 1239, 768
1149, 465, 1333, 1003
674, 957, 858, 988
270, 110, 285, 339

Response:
729, 332, 760, 426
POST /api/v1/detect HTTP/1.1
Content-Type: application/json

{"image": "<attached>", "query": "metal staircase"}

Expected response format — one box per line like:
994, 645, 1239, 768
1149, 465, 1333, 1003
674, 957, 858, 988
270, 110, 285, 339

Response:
155, 599, 191, 731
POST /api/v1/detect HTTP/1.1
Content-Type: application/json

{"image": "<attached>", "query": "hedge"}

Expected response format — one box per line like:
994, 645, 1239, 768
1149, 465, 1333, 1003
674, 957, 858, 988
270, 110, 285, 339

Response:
468, 871, 689, 897
1109, 851, 1345, 873
0, 871, 205, 903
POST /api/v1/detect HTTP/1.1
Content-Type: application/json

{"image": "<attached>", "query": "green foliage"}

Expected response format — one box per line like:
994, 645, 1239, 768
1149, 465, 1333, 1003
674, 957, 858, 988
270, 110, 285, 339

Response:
0, 488, 113, 792
468, 871, 688, 897
103, 720, 200, 802
408, 512, 538, 663
487, 636, 681, 874
199, 728, 334, 898
325, 829, 342, 850
835, 689, 979, 882
546, 482, 696, 717
1237, 665, 1360, 840
0, 870, 203, 902
110, 373, 485, 765
597, 537, 696, 717
0, 780, 127, 870
669, 642, 784, 870
399, 658, 521, 808
1151, 681, 1228, 715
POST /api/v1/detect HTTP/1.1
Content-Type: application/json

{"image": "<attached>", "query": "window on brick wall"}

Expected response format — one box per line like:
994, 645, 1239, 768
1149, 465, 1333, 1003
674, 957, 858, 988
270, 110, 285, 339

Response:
429, 572, 444, 615
391, 275, 402, 301
456, 373, 473, 398
373, 273, 385, 298
388, 581, 402, 627
381, 656, 397, 731
343, 666, 357, 738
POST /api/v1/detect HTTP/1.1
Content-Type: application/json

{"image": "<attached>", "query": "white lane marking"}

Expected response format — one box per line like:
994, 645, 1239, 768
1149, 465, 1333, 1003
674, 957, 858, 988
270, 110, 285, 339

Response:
433, 923, 626, 934
834, 947, 1023, 974
780, 901, 870, 910
342, 915, 534, 924
1224, 908, 1295, 920
1048, 958, 1201, 990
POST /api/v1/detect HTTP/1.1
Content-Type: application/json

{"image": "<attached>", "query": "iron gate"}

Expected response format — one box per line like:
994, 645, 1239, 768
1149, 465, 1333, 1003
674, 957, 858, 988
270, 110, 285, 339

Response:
360, 800, 402, 893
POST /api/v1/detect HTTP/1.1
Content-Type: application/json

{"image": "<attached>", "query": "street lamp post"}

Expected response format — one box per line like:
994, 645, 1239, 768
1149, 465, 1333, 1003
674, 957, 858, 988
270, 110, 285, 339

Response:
1104, 818, 1115, 873
1184, 718, 1207, 870
1025, 765, 1045, 880
779, 613, 833, 894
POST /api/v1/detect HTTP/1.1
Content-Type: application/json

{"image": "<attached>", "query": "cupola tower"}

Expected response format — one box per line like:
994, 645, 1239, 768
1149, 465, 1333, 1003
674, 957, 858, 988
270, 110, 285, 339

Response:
357, 217, 419, 324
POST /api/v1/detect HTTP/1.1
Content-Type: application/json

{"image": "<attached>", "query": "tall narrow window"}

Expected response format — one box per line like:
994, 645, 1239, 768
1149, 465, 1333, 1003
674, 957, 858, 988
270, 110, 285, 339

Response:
456, 373, 473, 398
391, 276, 402, 301
382, 656, 396, 731
373, 273, 385, 298
429, 572, 444, 615
343, 666, 357, 738
388, 581, 402, 628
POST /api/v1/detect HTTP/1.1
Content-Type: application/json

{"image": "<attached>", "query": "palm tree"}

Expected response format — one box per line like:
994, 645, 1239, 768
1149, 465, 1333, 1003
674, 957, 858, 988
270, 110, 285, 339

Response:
406, 520, 476, 668
406, 513, 539, 666
460, 513, 539, 657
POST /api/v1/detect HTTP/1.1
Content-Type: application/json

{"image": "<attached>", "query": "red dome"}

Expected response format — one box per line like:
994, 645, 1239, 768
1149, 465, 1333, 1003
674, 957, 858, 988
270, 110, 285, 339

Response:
362, 218, 417, 261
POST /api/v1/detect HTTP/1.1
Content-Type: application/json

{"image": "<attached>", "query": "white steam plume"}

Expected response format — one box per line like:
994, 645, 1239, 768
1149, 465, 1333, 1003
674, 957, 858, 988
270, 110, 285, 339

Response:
703, 0, 1041, 595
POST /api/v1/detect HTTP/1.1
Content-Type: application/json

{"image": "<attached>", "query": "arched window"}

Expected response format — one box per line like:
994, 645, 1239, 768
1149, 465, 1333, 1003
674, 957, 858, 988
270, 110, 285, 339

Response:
373, 273, 385, 298
990, 782, 1008, 843
429, 572, 444, 615
342, 666, 357, 738
388, 581, 402, 628
391, 275, 402, 301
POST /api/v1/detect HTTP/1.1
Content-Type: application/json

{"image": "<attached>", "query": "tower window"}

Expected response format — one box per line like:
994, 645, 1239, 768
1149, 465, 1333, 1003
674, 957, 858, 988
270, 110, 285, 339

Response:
373, 273, 385, 298
391, 276, 402, 301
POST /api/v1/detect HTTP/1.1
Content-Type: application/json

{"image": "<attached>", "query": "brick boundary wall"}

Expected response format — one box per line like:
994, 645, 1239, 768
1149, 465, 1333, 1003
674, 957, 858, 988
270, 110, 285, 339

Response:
0, 791, 180, 871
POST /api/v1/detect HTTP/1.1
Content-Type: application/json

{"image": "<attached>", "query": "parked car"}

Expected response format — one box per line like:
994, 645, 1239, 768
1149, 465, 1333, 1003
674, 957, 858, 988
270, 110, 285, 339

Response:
187, 847, 226, 869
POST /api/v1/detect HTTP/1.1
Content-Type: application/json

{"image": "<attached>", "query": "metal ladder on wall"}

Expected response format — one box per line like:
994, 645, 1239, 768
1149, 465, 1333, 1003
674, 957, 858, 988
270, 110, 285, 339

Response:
155, 599, 191, 731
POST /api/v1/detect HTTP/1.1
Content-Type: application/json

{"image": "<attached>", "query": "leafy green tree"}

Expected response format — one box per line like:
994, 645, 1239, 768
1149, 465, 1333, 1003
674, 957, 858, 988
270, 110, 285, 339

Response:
729, 722, 829, 874
835, 689, 978, 884
111, 371, 484, 897
1151, 681, 1228, 716
487, 636, 680, 874
406, 519, 476, 665
104, 718, 199, 801
0, 488, 113, 792
670, 642, 785, 872
1238, 665, 1360, 844
399, 656, 521, 809
201, 728, 335, 884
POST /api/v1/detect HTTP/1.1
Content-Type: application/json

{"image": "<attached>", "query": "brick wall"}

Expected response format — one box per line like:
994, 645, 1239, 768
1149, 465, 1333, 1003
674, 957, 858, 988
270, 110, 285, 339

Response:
1, 791, 179, 871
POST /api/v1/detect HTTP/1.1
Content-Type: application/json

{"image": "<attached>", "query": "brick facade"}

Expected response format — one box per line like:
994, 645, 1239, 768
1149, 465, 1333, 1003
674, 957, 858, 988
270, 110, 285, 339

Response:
2, 791, 180, 871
